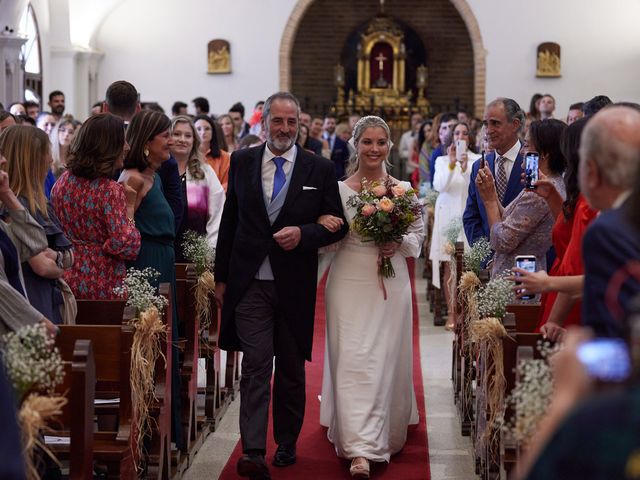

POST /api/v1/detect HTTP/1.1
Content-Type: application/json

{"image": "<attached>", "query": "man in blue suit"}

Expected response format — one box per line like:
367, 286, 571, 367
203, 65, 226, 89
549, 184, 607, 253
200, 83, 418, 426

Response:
463, 98, 525, 245
578, 105, 640, 338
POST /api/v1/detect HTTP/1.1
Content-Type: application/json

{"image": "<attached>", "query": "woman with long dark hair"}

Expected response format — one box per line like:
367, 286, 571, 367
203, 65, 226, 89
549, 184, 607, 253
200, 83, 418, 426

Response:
119, 109, 185, 450
194, 114, 231, 192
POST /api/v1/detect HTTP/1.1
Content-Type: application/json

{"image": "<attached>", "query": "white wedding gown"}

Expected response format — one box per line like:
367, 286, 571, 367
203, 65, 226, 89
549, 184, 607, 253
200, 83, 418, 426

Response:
319, 181, 423, 462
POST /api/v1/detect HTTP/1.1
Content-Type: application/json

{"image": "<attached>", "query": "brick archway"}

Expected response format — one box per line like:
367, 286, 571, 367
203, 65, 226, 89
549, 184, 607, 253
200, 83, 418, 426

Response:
279, 0, 486, 116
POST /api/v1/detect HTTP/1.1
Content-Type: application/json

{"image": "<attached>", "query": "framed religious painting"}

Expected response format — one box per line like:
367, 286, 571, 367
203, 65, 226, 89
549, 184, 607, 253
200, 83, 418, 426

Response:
536, 42, 561, 78
208, 39, 231, 74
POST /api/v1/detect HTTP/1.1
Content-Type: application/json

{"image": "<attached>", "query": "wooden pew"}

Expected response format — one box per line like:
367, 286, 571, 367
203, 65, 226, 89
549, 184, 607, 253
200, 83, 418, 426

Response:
501, 333, 547, 479
74, 284, 174, 480
174, 264, 212, 466
47, 339, 96, 480
76, 299, 126, 326
473, 303, 543, 480
57, 324, 136, 479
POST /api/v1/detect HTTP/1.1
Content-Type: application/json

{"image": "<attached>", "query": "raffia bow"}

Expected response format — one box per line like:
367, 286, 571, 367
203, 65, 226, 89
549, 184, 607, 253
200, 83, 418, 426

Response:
19, 394, 68, 480
129, 306, 166, 470
470, 317, 509, 446
194, 270, 216, 332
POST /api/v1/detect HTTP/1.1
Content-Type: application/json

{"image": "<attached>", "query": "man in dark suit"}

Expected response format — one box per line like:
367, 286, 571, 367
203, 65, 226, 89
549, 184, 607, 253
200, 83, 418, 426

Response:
578, 105, 640, 338
463, 98, 525, 246
215, 92, 348, 479
323, 114, 351, 180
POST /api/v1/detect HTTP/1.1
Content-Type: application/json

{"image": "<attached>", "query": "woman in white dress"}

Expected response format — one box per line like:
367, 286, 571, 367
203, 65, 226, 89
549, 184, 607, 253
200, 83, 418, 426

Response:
428, 122, 480, 329
319, 116, 424, 479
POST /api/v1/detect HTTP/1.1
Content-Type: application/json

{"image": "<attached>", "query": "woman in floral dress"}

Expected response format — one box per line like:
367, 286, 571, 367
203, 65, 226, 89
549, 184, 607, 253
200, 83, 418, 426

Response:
51, 113, 140, 299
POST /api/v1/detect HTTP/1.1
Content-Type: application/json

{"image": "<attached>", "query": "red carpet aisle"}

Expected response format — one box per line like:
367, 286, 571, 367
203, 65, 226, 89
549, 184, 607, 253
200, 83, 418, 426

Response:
219, 258, 430, 479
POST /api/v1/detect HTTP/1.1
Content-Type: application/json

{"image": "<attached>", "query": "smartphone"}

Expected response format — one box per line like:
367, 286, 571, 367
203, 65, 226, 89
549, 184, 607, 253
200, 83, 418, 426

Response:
480, 150, 486, 169
577, 338, 631, 382
514, 255, 536, 300
525, 152, 539, 189
456, 139, 467, 161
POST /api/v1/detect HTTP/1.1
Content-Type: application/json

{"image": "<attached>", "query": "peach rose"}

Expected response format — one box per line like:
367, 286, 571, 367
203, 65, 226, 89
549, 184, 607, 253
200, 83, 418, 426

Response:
372, 184, 387, 197
361, 203, 376, 217
391, 185, 406, 197
377, 197, 394, 213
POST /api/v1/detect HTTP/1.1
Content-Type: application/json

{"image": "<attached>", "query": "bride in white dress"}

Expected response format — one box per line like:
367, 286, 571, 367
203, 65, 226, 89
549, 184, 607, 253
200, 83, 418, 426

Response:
318, 116, 424, 479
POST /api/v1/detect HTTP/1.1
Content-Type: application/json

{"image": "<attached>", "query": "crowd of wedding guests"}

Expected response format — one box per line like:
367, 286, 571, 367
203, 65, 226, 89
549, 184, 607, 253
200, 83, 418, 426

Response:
0, 83, 639, 479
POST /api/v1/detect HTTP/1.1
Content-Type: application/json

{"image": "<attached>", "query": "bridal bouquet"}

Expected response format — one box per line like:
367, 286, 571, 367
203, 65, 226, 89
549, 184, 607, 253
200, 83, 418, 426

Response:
346, 177, 421, 279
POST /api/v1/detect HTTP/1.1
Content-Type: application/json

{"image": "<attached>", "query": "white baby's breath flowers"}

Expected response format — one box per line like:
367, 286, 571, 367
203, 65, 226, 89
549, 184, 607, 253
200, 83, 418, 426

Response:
181, 230, 216, 276
477, 274, 514, 319
2, 323, 65, 400
113, 267, 168, 315
504, 341, 558, 444
463, 237, 492, 275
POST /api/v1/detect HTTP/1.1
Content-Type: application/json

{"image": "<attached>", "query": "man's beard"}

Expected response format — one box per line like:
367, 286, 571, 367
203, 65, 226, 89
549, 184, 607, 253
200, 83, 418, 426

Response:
52, 105, 65, 115
267, 130, 296, 152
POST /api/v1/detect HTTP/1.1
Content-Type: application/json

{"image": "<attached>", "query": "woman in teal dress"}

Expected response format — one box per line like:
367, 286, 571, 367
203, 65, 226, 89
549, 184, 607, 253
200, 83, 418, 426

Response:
119, 109, 185, 451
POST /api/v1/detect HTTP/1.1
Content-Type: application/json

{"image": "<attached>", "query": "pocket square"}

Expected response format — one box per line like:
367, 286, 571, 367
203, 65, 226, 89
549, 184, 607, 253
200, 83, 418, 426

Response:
302, 186, 318, 190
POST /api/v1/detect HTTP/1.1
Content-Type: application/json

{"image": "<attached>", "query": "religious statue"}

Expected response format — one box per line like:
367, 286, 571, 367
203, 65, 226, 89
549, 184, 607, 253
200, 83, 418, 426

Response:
536, 42, 561, 77
208, 39, 231, 74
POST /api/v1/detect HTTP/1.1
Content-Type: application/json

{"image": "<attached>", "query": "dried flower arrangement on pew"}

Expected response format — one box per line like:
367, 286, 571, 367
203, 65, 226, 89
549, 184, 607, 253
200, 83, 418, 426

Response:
2, 323, 67, 480
114, 267, 168, 469
181, 230, 216, 331
471, 274, 515, 449
504, 341, 556, 446
462, 237, 491, 277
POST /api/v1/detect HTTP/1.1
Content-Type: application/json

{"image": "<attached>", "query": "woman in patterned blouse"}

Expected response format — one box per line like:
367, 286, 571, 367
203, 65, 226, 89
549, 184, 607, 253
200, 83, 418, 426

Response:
51, 113, 141, 299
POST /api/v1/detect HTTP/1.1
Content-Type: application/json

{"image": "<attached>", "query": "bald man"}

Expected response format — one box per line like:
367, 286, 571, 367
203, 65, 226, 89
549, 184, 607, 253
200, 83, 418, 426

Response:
579, 105, 640, 337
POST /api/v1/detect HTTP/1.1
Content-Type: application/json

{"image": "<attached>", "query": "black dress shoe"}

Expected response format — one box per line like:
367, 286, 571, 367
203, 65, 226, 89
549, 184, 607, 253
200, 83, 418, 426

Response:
237, 454, 271, 479
272, 444, 297, 467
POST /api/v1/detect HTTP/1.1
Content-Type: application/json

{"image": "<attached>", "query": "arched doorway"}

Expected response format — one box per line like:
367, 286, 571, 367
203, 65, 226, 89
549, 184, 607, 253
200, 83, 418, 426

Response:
280, 0, 485, 117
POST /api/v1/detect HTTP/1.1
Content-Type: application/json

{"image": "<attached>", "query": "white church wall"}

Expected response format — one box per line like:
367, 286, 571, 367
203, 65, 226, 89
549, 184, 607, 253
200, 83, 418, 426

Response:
467, 0, 640, 118
13, 0, 639, 120
95, 0, 300, 117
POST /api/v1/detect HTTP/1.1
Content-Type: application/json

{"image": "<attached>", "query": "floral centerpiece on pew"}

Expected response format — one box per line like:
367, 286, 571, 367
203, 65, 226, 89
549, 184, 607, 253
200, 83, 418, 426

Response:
470, 274, 514, 453
2, 323, 66, 480
442, 218, 463, 308
503, 340, 556, 447
114, 267, 167, 469
458, 237, 492, 337
346, 177, 421, 298
181, 230, 216, 332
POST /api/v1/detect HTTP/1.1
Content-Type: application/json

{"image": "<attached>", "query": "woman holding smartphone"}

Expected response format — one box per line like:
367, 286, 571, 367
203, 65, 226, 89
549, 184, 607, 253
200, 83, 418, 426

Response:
476, 119, 566, 278
429, 122, 479, 328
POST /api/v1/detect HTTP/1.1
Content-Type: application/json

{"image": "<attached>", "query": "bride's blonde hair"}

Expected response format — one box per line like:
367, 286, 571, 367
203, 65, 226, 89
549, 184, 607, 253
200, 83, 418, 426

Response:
346, 115, 393, 176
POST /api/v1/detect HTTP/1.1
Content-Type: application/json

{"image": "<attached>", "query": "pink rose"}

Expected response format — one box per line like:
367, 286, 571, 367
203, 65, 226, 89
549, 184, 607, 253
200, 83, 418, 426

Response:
377, 197, 394, 213
391, 185, 406, 197
372, 184, 387, 197
361, 203, 376, 217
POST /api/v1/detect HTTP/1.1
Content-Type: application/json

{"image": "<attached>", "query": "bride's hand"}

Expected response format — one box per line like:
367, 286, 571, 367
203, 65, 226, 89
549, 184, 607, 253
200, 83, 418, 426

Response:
379, 241, 401, 258
317, 214, 344, 233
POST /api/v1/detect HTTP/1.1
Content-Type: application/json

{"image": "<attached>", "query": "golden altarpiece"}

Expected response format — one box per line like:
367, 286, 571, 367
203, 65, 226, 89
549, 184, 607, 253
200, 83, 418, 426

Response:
332, 6, 429, 151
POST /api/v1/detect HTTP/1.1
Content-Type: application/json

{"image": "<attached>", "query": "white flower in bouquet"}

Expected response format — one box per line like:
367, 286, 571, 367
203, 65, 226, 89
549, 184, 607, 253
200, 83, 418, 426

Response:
2, 323, 65, 401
